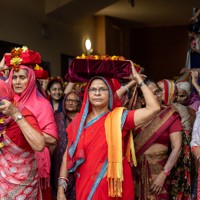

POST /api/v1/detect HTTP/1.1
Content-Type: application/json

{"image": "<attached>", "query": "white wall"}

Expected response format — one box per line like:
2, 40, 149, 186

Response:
0, 0, 96, 76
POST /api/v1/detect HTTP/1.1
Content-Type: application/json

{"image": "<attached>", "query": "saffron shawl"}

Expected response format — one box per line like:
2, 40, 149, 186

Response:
7, 66, 58, 182
105, 107, 136, 197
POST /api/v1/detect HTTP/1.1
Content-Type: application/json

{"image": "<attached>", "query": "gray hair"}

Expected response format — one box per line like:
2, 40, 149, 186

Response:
176, 81, 191, 95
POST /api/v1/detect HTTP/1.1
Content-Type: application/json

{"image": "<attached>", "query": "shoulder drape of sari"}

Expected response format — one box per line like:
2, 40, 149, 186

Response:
67, 113, 108, 199
134, 106, 179, 157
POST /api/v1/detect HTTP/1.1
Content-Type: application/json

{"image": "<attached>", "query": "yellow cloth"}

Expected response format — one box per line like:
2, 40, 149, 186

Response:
105, 107, 136, 197
125, 130, 137, 167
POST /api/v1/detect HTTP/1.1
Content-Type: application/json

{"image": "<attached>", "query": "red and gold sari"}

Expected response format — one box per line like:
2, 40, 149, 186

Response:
134, 106, 181, 200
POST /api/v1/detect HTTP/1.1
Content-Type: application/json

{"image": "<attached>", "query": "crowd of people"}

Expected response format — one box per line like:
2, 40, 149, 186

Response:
1, 10, 200, 200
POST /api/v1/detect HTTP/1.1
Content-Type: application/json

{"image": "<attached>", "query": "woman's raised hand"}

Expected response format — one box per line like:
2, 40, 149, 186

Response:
130, 61, 145, 84
191, 71, 199, 86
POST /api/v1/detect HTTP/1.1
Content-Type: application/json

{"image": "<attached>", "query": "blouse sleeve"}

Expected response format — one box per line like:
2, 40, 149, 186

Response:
122, 110, 135, 132
168, 117, 182, 134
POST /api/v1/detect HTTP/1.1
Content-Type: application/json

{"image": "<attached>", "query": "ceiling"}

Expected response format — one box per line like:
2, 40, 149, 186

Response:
46, 0, 200, 27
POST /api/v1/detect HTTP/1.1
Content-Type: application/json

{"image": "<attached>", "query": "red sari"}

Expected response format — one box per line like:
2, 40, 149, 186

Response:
67, 77, 136, 200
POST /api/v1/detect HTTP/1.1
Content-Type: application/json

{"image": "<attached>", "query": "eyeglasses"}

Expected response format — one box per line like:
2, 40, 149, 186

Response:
65, 98, 79, 104
153, 89, 162, 96
88, 88, 109, 94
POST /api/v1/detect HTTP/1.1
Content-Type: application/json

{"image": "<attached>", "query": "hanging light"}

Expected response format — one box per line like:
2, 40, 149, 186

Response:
84, 39, 93, 55
85, 39, 92, 51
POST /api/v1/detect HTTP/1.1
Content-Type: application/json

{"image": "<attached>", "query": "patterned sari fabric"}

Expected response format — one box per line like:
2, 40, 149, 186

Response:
134, 106, 181, 200
170, 129, 191, 200
0, 134, 41, 199
66, 77, 136, 200
134, 151, 169, 200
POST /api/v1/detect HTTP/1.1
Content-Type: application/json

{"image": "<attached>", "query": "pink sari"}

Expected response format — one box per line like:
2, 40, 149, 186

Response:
8, 66, 58, 190
0, 79, 42, 199
0, 134, 41, 199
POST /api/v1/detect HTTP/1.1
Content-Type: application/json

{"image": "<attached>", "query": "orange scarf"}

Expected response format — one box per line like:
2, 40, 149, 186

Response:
105, 107, 136, 197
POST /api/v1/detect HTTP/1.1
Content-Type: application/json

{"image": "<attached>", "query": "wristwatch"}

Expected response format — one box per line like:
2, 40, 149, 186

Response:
15, 114, 24, 122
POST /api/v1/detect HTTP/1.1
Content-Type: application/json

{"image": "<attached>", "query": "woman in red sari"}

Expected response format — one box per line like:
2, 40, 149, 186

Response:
0, 79, 45, 199
57, 64, 160, 200
134, 79, 182, 200
157, 79, 191, 200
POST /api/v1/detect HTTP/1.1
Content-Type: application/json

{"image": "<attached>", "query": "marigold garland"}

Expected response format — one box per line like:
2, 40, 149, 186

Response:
76, 53, 126, 61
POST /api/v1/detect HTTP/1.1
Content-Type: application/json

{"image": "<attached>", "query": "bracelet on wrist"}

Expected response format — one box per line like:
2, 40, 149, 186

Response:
58, 179, 68, 192
138, 81, 145, 88
161, 169, 170, 176
58, 176, 69, 183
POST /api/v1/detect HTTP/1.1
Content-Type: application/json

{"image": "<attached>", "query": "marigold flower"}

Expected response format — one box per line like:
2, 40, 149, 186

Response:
10, 57, 22, 66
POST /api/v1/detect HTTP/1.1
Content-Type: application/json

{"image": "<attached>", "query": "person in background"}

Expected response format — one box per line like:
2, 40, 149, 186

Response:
51, 91, 82, 200
157, 79, 192, 200
190, 8, 200, 24
134, 79, 182, 200
47, 78, 64, 113
57, 64, 160, 200
175, 81, 200, 127
0, 79, 45, 199
191, 70, 200, 95
6, 47, 58, 200
0, 55, 10, 80
190, 105, 200, 200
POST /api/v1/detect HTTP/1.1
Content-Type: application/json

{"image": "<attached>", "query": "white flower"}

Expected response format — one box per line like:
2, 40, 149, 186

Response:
22, 46, 28, 52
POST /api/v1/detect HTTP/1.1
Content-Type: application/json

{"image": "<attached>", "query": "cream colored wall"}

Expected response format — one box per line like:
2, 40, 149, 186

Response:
0, 0, 96, 76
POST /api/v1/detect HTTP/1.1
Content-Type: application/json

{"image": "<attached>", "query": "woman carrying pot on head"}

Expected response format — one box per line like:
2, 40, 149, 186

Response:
57, 63, 160, 200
